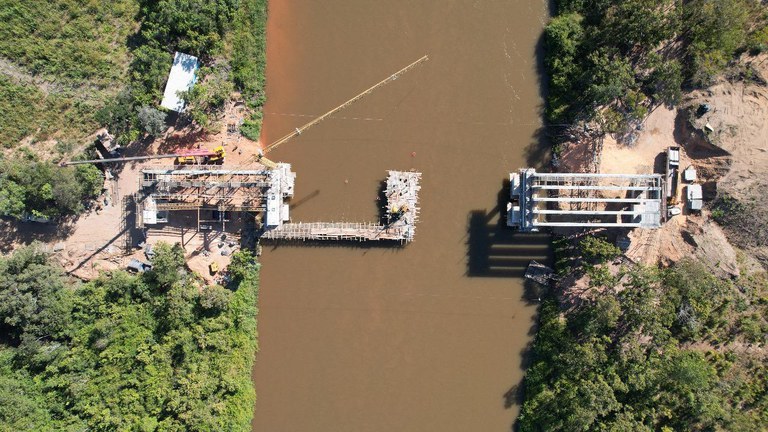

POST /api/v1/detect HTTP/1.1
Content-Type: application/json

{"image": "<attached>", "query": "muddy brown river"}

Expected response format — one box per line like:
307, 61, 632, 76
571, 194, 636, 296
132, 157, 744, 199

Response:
253, 1, 551, 430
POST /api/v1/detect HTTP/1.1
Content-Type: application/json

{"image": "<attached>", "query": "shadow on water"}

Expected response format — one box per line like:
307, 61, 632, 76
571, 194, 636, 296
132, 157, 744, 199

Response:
506, 21, 554, 431
466, 179, 552, 279
469, 178, 551, 423
259, 180, 406, 251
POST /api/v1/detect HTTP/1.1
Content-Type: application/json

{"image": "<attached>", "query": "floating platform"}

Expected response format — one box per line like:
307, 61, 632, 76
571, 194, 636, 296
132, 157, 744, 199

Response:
261, 170, 422, 243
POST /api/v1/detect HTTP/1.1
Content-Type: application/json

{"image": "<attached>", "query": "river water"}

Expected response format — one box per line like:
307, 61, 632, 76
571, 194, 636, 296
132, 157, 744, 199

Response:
252, 1, 550, 430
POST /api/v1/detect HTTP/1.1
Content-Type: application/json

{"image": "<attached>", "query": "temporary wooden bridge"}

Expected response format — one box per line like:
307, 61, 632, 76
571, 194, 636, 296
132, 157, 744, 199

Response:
261, 171, 422, 243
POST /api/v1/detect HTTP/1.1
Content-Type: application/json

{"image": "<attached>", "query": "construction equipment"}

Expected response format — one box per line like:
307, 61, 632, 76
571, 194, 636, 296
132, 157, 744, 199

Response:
255, 55, 429, 169
206, 146, 225, 164
62, 146, 226, 167
175, 155, 197, 165
62, 55, 427, 170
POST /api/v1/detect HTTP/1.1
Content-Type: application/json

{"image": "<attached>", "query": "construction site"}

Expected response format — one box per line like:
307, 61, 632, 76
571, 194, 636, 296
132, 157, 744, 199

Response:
508, 170, 665, 231
33, 54, 428, 282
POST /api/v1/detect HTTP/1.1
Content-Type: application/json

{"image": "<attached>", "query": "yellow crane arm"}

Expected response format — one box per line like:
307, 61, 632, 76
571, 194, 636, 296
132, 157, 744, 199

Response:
261, 54, 428, 156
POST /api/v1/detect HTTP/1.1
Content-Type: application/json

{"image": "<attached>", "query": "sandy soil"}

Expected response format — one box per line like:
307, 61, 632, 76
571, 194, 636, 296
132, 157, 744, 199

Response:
684, 61, 768, 198
554, 55, 768, 280
600, 106, 678, 176
5, 99, 263, 281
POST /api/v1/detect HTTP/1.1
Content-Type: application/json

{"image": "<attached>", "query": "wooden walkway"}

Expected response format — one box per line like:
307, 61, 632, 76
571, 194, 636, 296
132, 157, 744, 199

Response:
260, 222, 413, 242
261, 171, 422, 243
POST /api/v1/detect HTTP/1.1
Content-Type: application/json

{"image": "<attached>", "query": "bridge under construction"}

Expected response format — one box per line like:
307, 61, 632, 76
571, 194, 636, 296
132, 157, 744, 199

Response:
262, 170, 421, 242
127, 55, 428, 244
136, 166, 421, 243
507, 169, 665, 231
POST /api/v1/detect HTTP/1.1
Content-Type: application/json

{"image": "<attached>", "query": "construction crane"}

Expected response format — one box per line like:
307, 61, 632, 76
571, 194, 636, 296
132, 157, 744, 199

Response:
255, 54, 428, 169
61, 55, 428, 169
60, 146, 226, 167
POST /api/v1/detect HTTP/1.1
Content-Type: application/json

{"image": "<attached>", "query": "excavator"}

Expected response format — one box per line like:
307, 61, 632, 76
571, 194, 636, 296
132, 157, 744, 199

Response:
61, 55, 428, 169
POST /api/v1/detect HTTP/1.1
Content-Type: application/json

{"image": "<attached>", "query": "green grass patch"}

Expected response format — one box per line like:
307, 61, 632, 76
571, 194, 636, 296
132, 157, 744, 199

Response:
0, 0, 138, 85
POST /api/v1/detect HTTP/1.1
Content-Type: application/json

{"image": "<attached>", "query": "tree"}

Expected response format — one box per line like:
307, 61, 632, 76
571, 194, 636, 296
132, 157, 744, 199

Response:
75, 164, 104, 199
136, 106, 167, 137
145, 242, 186, 289
182, 66, 234, 130
684, 0, 750, 86
587, 50, 636, 107
579, 236, 621, 263
0, 178, 25, 218
644, 54, 683, 107
0, 244, 71, 346
604, 0, 679, 53
544, 12, 585, 121
199, 284, 231, 313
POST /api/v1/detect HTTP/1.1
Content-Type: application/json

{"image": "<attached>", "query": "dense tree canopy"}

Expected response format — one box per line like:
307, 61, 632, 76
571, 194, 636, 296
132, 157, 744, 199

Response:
0, 151, 103, 219
544, 0, 765, 125
0, 244, 260, 431
519, 236, 768, 431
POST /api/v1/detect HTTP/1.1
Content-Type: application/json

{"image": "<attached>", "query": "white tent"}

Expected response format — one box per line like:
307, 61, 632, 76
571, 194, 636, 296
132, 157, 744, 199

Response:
160, 52, 200, 112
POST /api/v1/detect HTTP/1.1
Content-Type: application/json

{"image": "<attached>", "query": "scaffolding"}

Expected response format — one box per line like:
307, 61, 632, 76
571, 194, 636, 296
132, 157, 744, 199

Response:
262, 171, 422, 243
508, 169, 664, 231
136, 164, 295, 230
136, 166, 422, 243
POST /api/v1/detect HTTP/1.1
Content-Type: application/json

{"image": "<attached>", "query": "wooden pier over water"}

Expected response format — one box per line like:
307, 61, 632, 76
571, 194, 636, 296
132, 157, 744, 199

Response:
261, 171, 422, 242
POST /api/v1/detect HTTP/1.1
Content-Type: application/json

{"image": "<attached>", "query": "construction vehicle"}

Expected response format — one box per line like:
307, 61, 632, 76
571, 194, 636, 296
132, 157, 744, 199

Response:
205, 146, 225, 164
175, 155, 197, 165
62, 146, 225, 167
61, 55, 427, 169
253, 55, 429, 169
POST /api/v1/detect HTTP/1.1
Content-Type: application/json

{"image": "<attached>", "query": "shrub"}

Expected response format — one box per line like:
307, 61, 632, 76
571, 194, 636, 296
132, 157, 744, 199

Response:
0, 154, 103, 219
137, 106, 168, 137
579, 236, 621, 263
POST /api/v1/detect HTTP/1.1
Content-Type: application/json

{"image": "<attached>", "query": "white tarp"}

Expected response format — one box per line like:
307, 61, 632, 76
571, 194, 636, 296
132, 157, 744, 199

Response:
160, 52, 199, 112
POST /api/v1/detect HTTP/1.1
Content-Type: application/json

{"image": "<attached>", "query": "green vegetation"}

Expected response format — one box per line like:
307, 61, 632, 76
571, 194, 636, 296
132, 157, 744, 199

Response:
0, 76, 102, 149
544, 0, 766, 127
0, 244, 260, 430
518, 236, 768, 431
137, 106, 169, 137
0, 150, 103, 219
0, 0, 269, 218
230, 0, 269, 140
0, 0, 139, 147
0, 0, 269, 147
94, 0, 269, 143
0, 0, 137, 84
182, 65, 235, 131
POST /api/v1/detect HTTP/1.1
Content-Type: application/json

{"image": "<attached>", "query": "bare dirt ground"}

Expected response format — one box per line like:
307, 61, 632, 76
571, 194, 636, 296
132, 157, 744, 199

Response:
685, 55, 768, 198
554, 54, 768, 287
4, 99, 263, 282
601, 106, 678, 176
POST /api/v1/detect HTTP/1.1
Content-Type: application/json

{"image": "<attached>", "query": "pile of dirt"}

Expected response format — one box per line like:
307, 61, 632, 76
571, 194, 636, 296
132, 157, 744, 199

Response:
678, 55, 768, 266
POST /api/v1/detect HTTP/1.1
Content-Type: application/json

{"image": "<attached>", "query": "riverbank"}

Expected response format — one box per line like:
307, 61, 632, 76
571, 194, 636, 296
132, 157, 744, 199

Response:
518, 1, 768, 429
251, 1, 550, 430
